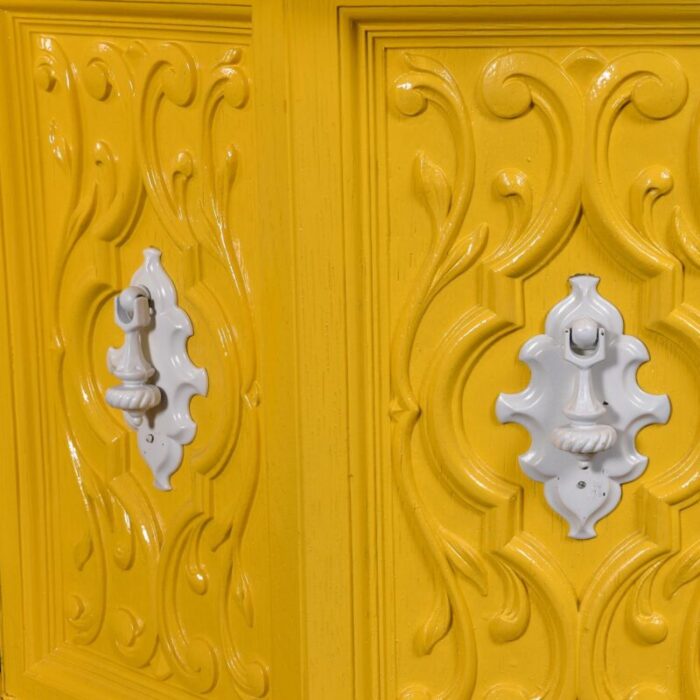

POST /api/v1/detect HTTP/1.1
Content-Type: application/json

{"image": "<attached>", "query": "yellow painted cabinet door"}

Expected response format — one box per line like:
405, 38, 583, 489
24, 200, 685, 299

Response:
0, 2, 305, 698
1, 1, 700, 699
288, 2, 700, 698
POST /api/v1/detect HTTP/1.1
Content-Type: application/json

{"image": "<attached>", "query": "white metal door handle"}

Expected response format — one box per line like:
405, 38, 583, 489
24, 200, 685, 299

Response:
106, 285, 161, 427
105, 248, 207, 490
550, 317, 617, 457
496, 275, 670, 539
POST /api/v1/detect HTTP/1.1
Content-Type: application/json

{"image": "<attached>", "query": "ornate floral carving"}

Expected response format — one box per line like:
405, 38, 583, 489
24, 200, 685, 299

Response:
390, 54, 488, 700
388, 45, 699, 698
390, 49, 583, 698
35, 34, 267, 696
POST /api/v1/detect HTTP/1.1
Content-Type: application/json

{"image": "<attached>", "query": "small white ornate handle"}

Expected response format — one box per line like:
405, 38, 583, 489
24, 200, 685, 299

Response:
106, 286, 161, 428
105, 248, 207, 490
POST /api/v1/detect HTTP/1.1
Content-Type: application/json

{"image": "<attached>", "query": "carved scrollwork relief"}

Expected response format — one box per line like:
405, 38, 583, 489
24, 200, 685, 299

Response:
35, 34, 267, 696
389, 46, 700, 698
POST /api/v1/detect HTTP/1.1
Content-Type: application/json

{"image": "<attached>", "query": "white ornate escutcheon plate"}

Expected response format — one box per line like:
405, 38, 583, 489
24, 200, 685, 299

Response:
496, 275, 670, 539
106, 248, 208, 490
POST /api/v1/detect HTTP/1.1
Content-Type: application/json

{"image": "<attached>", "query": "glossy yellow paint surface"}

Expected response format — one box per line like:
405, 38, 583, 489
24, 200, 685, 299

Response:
1, 1, 700, 698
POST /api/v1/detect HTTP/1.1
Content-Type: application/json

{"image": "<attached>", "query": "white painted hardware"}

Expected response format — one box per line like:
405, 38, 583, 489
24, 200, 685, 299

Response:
496, 275, 670, 539
106, 248, 207, 490
106, 285, 161, 427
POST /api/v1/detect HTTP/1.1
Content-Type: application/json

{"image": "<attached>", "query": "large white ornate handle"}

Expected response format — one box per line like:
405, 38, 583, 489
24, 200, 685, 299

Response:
106, 286, 161, 428
105, 248, 207, 490
496, 275, 670, 539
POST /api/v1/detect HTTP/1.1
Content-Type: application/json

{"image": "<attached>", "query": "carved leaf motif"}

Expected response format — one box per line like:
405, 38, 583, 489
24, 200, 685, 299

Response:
48, 120, 72, 171
670, 205, 700, 267
489, 560, 530, 643
664, 540, 700, 597
415, 584, 452, 656
626, 564, 668, 644
492, 168, 532, 255
73, 533, 93, 571
404, 52, 454, 81
414, 151, 451, 225
234, 570, 254, 627
440, 527, 488, 594
433, 224, 488, 296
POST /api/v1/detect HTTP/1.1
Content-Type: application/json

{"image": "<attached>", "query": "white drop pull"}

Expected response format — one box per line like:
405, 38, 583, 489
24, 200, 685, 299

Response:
106, 286, 161, 428
550, 317, 617, 458
106, 248, 207, 490
496, 275, 670, 539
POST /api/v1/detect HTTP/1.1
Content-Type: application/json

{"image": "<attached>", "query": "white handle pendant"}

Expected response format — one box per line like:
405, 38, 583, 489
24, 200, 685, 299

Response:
106, 248, 207, 490
496, 275, 670, 539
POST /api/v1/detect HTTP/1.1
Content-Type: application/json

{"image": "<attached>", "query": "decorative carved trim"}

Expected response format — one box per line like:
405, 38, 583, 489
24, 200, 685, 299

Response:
390, 53, 489, 700
380, 36, 698, 696
35, 33, 267, 696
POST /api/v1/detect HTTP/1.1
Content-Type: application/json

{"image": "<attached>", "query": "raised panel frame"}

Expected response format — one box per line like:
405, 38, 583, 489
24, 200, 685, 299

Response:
0, 3, 299, 699
338, 4, 700, 698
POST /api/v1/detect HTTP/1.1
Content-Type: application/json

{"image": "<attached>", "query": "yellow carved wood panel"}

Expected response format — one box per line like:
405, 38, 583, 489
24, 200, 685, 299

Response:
1, 1, 700, 699
336, 5, 700, 698
0, 3, 292, 698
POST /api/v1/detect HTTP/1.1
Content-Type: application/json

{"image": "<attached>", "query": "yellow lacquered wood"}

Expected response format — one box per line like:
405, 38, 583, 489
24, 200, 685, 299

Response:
283, 2, 358, 698
0, 2, 293, 699
1, 1, 700, 699
335, 3, 700, 699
